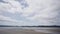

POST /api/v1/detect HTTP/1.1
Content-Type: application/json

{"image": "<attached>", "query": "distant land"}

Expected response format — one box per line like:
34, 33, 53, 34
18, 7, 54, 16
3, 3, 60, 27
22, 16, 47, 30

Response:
0, 25, 17, 27
0, 25, 60, 27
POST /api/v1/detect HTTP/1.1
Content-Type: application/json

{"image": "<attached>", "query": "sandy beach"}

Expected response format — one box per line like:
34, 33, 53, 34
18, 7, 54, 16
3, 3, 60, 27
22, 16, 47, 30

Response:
0, 27, 60, 34
0, 29, 49, 34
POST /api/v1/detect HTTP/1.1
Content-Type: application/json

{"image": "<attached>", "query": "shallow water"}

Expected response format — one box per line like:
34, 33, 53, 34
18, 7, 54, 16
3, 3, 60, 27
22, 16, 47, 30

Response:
0, 27, 60, 34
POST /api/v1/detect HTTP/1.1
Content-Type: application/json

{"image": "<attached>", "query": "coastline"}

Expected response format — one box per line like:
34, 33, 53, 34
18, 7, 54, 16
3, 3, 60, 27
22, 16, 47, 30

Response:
0, 27, 60, 34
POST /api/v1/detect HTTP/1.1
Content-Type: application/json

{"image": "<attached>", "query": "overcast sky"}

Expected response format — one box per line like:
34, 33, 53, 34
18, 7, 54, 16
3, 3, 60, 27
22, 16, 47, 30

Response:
0, 0, 60, 26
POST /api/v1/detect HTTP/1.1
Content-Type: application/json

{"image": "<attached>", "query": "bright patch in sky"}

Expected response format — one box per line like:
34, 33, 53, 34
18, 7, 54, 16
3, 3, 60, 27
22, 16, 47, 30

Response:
0, 0, 60, 26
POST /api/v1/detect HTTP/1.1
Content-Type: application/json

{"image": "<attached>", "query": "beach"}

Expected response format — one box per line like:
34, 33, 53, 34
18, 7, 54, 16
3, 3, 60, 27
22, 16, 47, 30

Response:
0, 27, 60, 34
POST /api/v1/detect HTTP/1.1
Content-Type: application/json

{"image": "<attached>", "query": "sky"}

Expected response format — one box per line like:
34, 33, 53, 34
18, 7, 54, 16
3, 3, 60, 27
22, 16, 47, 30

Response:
0, 0, 60, 26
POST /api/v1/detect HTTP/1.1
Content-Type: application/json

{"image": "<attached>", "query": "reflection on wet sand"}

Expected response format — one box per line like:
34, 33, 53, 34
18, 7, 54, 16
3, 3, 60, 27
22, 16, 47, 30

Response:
0, 27, 60, 34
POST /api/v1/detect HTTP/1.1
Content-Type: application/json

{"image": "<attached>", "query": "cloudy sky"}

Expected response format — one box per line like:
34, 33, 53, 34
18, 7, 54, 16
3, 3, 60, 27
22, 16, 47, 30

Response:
0, 0, 60, 26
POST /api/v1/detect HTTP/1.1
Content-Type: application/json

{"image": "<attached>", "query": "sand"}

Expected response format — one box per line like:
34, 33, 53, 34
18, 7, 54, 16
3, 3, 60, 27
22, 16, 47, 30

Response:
0, 29, 50, 34
0, 27, 60, 34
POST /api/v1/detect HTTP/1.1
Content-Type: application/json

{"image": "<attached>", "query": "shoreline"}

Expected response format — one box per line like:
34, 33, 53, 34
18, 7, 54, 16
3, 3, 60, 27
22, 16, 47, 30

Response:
0, 27, 60, 34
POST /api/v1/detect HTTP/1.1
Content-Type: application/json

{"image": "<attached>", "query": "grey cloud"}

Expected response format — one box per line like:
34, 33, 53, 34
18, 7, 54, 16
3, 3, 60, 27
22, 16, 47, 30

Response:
0, 0, 60, 26
0, 0, 8, 3
0, 20, 17, 23
16, 0, 29, 9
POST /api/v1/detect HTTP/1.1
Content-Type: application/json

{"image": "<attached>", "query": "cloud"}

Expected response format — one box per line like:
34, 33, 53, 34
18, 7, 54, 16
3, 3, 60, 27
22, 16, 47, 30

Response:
0, 15, 24, 25
0, 0, 23, 13
24, 0, 60, 25
0, 0, 60, 25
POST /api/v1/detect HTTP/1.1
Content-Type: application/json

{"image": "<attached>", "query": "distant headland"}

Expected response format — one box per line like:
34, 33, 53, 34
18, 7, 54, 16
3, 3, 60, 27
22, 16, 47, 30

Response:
0, 25, 60, 27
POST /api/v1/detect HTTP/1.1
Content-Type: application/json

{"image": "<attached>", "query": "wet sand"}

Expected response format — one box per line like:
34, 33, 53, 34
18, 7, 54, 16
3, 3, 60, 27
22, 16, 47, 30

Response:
0, 29, 49, 34
0, 27, 60, 34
